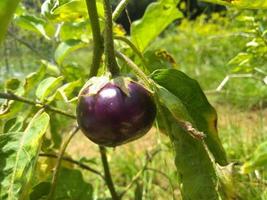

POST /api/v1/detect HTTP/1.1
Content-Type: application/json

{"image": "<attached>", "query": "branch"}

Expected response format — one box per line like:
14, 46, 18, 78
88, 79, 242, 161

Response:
119, 148, 161, 198
85, 0, 104, 77
114, 36, 148, 67
39, 153, 104, 179
99, 146, 120, 200
0, 92, 76, 119
103, 0, 120, 76
115, 51, 151, 87
47, 126, 79, 200
112, 0, 130, 21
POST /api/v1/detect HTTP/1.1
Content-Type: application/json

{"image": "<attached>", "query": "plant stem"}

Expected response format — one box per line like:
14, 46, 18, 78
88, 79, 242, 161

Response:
47, 126, 79, 200
112, 0, 130, 21
0, 92, 76, 119
103, 0, 120, 76
99, 146, 120, 200
114, 36, 148, 67
39, 153, 104, 179
85, 0, 104, 77
115, 51, 151, 87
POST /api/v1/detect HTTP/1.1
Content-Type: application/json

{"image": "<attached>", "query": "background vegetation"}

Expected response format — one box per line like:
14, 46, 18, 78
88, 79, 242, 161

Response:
0, 0, 267, 199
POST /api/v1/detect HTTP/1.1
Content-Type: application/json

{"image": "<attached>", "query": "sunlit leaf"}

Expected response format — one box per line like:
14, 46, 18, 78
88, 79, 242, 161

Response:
241, 140, 267, 174
54, 39, 88, 65
15, 15, 51, 40
202, 0, 267, 9
30, 168, 93, 200
36, 76, 64, 102
131, 0, 182, 52
0, 112, 50, 200
152, 69, 227, 165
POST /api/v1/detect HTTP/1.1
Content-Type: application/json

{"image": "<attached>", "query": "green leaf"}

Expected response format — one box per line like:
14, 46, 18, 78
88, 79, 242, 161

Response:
241, 140, 267, 174
144, 49, 176, 72
36, 76, 64, 102
24, 64, 47, 95
202, 0, 267, 9
59, 21, 92, 41
41, 0, 104, 22
151, 69, 227, 165
0, 0, 20, 43
131, 0, 182, 52
156, 85, 194, 124
15, 15, 51, 40
54, 39, 88, 65
30, 168, 94, 200
0, 112, 50, 200
51, 79, 82, 102
3, 116, 24, 133
170, 120, 219, 200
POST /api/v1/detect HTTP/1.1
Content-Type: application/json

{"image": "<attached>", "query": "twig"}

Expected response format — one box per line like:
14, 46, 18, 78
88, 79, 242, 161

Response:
39, 153, 104, 179
119, 149, 161, 198
99, 146, 120, 200
216, 74, 253, 92
114, 36, 148, 67
0, 92, 76, 119
112, 0, 130, 21
115, 51, 151, 87
47, 126, 79, 200
85, 0, 104, 77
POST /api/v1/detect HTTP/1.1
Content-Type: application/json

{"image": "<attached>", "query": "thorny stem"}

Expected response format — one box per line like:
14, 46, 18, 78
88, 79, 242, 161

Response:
85, 0, 104, 77
99, 146, 120, 200
0, 92, 76, 119
103, 0, 120, 76
39, 153, 104, 179
112, 0, 130, 21
47, 126, 79, 200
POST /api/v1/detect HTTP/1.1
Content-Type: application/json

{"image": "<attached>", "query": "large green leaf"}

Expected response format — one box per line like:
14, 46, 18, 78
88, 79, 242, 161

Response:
0, 0, 20, 43
131, 0, 182, 52
54, 39, 88, 65
152, 69, 227, 165
29, 168, 93, 200
241, 140, 267, 174
0, 112, 50, 200
202, 0, 267, 9
170, 118, 219, 200
15, 15, 51, 40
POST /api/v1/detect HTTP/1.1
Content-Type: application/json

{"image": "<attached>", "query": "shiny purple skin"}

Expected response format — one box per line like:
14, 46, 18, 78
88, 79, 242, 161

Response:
76, 80, 157, 147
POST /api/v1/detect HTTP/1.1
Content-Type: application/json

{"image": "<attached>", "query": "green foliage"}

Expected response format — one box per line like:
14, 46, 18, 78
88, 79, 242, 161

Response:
35, 76, 64, 102
131, 0, 183, 52
152, 69, 227, 199
30, 168, 93, 200
152, 69, 227, 165
203, 0, 267, 9
15, 15, 52, 40
0, 111, 50, 200
54, 40, 88, 65
242, 140, 267, 174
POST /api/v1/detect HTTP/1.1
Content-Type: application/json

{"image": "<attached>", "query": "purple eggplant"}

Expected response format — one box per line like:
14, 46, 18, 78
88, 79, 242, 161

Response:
76, 77, 156, 147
